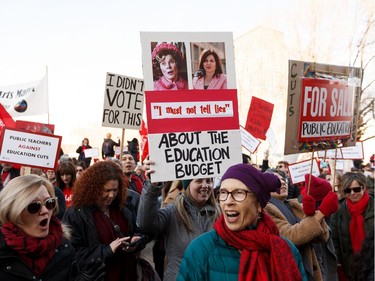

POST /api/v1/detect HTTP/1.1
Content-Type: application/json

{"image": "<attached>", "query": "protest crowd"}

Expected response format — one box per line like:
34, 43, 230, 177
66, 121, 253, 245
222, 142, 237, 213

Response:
0, 37, 374, 281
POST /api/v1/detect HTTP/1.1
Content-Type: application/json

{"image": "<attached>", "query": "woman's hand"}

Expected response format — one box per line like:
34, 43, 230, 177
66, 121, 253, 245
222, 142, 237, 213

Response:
123, 235, 144, 252
109, 236, 130, 253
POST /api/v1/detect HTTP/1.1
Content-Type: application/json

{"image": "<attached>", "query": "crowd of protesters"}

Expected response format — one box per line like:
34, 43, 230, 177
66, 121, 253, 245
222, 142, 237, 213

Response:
0, 132, 373, 281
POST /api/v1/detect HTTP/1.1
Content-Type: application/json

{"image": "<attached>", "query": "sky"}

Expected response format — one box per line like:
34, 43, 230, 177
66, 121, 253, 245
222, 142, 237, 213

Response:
0, 0, 373, 163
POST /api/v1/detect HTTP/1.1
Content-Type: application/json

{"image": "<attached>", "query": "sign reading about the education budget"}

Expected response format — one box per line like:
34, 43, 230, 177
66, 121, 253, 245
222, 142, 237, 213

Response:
146, 89, 242, 182
299, 78, 354, 142
288, 159, 320, 184
0, 128, 62, 169
102, 73, 144, 130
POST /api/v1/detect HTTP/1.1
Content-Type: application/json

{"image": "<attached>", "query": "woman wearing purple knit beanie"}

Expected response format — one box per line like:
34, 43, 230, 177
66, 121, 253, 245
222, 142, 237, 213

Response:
178, 163, 307, 281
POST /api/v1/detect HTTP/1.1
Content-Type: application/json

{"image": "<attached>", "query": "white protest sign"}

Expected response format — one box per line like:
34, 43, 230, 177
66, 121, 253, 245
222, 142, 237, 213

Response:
0, 128, 62, 169
340, 141, 364, 159
317, 148, 343, 159
146, 89, 242, 182
84, 148, 99, 158
102, 73, 144, 129
288, 159, 320, 184
240, 126, 260, 154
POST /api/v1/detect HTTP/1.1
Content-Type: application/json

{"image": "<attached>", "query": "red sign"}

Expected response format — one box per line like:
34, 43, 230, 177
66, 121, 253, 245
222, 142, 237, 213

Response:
0, 104, 15, 138
244, 96, 274, 140
299, 78, 354, 142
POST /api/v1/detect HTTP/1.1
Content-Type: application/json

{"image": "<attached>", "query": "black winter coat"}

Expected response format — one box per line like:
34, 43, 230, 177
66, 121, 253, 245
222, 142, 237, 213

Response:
0, 233, 76, 281
62, 189, 151, 266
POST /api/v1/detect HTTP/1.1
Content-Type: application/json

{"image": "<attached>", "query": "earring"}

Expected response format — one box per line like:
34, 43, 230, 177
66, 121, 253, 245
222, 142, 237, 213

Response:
257, 212, 262, 221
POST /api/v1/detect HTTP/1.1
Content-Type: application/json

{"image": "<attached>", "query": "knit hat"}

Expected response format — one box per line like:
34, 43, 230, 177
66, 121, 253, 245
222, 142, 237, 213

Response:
152, 42, 183, 62
302, 174, 332, 201
221, 163, 281, 208
182, 179, 192, 190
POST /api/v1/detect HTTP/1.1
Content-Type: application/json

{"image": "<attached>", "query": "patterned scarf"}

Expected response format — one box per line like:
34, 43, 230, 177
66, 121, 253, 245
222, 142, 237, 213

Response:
1, 216, 63, 276
214, 211, 302, 281
347, 191, 370, 254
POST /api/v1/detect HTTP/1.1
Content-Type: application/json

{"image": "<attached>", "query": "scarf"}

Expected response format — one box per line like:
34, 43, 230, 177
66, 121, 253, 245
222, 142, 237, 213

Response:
214, 211, 302, 281
1, 216, 62, 277
347, 191, 370, 254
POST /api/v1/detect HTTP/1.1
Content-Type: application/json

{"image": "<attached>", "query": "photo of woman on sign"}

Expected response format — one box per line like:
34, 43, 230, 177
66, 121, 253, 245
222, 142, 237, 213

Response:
152, 42, 188, 91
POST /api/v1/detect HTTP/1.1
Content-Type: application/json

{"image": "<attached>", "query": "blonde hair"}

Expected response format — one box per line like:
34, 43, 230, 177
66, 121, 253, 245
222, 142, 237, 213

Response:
175, 186, 221, 232
0, 174, 57, 225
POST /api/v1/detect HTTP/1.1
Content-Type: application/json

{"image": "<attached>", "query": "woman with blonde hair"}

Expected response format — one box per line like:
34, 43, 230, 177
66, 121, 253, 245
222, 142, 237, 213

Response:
137, 159, 220, 281
0, 174, 104, 280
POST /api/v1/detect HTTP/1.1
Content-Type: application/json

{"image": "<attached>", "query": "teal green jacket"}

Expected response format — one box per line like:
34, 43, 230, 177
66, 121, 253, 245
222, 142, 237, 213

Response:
177, 229, 307, 281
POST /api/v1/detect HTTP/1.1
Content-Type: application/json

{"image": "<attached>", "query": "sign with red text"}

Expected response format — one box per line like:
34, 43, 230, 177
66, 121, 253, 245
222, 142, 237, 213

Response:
245, 96, 274, 140
299, 78, 354, 142
284, 60, 362, 155
288, 159, 320, 184
0, 128, 62, 169
102, 73, 144, 129
145, 89, 242, 182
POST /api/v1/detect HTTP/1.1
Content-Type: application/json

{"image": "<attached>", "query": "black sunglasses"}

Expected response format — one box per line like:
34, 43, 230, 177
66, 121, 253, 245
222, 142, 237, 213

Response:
343, 186, 363, 194
27, 197, 58, 214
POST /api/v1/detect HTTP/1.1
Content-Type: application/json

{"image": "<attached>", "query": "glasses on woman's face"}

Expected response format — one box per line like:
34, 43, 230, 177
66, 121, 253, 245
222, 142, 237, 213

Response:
218, 189, 254, 202
344, 186, 363, 194
27, 197, 58, 214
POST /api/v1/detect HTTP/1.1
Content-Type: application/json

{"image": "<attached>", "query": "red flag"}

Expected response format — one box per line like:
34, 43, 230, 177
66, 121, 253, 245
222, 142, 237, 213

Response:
0, 104, 16, 138
139, 119, 149, 163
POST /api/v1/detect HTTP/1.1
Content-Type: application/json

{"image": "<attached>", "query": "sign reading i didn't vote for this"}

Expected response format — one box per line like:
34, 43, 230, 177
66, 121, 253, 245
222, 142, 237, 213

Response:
102, 72, 144, 130
145, 89, 242, 183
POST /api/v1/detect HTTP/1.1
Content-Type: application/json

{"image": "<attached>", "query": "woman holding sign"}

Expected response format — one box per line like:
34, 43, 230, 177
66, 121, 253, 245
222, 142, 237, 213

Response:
137, 159, 220, 281
152, 42, 188, 91
76, 137, 92, 168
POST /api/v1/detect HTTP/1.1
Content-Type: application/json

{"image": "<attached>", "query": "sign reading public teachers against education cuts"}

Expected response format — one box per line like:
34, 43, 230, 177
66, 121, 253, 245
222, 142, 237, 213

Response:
145, 89, 242, 182
102, 72, 144, 130
299, 78, 354, 142
0, 128, 62, 169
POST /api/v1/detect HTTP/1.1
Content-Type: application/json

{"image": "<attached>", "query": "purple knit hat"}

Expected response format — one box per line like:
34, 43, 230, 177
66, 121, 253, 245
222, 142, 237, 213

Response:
221, 163, 281, 208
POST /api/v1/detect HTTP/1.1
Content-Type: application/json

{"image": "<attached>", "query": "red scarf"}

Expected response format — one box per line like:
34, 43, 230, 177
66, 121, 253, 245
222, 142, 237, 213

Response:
347, 191, 370, 254
1, 216, 63, 277
214, 211, 302, 281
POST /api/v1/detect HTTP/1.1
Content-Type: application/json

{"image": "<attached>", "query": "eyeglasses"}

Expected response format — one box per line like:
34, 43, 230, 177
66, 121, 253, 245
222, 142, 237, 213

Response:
27, 197, 58, 214
218, 189, 254, 202
344, 186, 363, 194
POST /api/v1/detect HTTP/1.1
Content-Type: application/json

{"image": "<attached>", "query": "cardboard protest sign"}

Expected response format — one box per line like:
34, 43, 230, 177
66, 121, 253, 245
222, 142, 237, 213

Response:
299, 78, 353, 141
15, 120, 54, 134
102, 72, 144, 129
0, 128, 62, 169
240, 125, 260, 154
288, 158, 320, 184
340, 141, 364, 159
284, 60, 361, 155
245, 96, 274, 140
145, 89, 242, 182
140, 32, 236, 91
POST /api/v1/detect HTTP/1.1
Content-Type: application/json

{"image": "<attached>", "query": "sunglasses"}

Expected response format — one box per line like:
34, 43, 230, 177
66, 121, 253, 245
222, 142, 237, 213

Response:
343, 186, 363, 194
27, 197, 58, 214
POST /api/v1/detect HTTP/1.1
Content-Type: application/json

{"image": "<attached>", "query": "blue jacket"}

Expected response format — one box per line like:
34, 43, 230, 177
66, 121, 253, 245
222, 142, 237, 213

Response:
177, 229, 307, 281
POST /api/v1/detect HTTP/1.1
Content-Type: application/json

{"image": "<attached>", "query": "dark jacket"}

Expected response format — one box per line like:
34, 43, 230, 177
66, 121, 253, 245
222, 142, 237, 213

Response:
0, 232, 76, 281
331, 194, 374, 280
62, 189, 150, 265
101, 138, 120, 159
76, 145, 93, 167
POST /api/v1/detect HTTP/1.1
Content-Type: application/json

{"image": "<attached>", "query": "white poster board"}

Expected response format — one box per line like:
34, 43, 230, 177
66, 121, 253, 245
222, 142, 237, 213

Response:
0, 128, 62, 169
240, 125, 260, 154
102, 72, 144, 129
84, 148, 99, 158
288, 159, 320, 184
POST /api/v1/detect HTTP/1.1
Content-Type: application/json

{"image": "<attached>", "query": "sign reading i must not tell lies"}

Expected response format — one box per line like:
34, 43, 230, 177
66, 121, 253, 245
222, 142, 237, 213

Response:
102, 73, 144, 130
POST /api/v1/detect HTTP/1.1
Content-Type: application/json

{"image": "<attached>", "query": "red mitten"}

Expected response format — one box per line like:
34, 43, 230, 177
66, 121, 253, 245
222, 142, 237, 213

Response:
318, 191, 338, 217
302, 195, 316, 216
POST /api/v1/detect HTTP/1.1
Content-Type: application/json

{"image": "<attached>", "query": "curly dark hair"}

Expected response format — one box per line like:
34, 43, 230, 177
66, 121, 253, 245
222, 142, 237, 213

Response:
72, 161, 127, 208
56, 161, 76, 191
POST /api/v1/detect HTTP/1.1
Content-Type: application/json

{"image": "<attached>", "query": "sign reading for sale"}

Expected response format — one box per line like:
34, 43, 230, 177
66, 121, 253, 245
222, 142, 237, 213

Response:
299, 78, 354, 142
